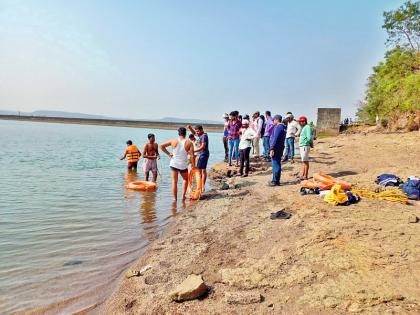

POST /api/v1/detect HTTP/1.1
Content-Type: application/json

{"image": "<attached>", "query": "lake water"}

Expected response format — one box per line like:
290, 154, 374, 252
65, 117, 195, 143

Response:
0, 120, 224, 314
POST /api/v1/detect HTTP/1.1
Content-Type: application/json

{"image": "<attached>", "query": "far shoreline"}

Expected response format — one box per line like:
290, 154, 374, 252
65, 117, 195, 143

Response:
0, 115, 224, 133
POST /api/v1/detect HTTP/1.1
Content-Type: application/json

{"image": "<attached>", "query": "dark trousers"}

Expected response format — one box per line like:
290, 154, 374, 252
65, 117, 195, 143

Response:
223, 136, 229, 160
239, 147, 251, 175
271, 157, 282, 184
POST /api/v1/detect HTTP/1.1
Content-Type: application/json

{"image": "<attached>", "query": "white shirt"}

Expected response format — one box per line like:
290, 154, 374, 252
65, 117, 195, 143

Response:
239, 127, 257, 150
169, 138, 189, 170
286, 120, 301, 138
253, 117, 263, 136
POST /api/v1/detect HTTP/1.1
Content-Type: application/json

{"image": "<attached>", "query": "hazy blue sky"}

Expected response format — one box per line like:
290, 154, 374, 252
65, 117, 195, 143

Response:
0, 0, 406, 121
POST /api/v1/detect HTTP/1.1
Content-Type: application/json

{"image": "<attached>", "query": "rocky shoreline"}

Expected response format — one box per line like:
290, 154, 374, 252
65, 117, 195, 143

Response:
102, 132, 420, 315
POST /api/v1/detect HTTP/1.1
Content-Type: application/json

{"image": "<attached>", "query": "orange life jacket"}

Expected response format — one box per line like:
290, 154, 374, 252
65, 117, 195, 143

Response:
126, 145, 140, 163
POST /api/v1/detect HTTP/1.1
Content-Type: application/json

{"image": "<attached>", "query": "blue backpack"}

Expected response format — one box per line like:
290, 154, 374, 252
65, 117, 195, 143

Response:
400, 178, 420, 200
375, 174, 402, 187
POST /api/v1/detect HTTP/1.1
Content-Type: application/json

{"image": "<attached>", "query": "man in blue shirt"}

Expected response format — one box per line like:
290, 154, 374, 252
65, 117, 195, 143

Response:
188, 125, 209, 191
268, 115, 286, 186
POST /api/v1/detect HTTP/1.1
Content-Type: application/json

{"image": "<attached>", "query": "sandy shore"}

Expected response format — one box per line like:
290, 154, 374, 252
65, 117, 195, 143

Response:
0, 115, 224, 133
101, 131, 420, 314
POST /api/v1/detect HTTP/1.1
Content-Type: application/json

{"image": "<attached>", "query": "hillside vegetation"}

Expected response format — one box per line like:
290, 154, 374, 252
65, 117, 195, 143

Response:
357, 1, 420, 130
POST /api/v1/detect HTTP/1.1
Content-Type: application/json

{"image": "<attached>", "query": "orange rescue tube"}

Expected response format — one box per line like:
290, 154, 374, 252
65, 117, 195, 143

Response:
301, 179, 331, 191
127, 181, 157, 191
313, 173, 352, 190
189, 167, 203, 200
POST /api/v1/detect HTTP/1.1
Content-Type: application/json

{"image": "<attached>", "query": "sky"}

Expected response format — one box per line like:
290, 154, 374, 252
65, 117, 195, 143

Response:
0, 0, 407, 121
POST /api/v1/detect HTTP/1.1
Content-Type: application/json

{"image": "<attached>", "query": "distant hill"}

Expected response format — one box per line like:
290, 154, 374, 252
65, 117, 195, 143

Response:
32, 110, 113, 119
159, 117, 220, 125
0, 110, 112, 120
0, 110, 220, 124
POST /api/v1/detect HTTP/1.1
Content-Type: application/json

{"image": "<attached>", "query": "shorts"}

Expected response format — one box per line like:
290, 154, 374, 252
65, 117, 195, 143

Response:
299, 146, 310, 162
143, 159, 158, 173
170, 166, 188, 174
197, 154, 209, 170
127, 161, 138, 169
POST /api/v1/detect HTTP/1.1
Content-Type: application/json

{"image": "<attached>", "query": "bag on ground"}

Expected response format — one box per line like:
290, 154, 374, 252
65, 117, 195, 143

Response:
400, 177, 420, 200
375, 174, 403, 187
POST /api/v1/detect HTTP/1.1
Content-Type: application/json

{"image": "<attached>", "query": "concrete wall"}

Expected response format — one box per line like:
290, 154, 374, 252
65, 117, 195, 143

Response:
316, 108, 341, 135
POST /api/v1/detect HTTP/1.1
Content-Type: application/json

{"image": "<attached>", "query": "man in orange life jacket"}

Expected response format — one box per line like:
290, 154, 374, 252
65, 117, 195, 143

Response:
120, 140, 141, 172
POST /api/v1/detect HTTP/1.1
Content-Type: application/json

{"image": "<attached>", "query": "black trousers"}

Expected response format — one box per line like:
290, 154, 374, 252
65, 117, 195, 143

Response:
239, 147, 251, 175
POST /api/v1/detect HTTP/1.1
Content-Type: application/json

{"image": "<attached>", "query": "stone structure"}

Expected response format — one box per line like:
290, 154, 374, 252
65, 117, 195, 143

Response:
316, 108, 341, 135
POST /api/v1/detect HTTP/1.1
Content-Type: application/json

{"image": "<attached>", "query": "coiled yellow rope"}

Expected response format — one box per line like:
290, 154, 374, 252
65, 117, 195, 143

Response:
351, 187, 409, 204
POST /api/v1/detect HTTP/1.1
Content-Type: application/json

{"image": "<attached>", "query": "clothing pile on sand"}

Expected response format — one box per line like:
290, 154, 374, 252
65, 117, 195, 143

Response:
300, 172, 418, 206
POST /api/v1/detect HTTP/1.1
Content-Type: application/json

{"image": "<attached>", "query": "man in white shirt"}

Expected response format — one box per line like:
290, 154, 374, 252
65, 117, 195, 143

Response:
252, 111, 263, 157
283, 113, 301, 163
238, 119, 256, 177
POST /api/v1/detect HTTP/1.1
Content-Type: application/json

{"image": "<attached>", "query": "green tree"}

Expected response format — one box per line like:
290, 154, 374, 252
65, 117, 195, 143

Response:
383, 1, 420, 51
357, 1, 420, 124
357, 48, 420, 122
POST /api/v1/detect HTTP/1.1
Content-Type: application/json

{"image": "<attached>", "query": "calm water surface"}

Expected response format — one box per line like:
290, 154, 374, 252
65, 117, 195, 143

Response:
0, 120, 224, 314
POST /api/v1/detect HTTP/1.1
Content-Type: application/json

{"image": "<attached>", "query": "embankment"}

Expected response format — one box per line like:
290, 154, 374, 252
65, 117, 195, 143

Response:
103, 131, 420, 314
0, 115, 224, 133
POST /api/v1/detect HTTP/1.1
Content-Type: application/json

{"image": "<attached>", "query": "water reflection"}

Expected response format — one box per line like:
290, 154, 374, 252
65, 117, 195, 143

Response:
123, 171, 188, 242
139, 192, 158, 241
171, 200, 187, 216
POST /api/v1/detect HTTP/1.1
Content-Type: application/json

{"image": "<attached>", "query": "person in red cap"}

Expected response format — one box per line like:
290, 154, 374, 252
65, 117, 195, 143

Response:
297, 116, 313, 180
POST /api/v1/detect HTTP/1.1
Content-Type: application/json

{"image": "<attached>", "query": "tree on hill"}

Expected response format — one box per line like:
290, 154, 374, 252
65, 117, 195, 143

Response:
383, 1, 420, 51
357, 1, 420, 125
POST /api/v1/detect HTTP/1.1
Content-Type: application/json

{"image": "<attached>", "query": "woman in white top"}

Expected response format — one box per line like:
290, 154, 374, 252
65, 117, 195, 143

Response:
238, 119, 257, 177
160, 127, 195, 201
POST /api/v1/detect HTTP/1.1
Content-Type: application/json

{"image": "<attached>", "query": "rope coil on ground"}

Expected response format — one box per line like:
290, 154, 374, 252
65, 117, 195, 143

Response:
351, 187, 409, 204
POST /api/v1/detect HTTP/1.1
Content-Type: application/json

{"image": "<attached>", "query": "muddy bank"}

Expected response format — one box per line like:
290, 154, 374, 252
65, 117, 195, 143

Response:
103, 132, 420, 315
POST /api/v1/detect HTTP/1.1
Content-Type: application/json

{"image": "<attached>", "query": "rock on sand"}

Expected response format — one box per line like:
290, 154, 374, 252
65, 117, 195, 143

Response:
170, 274, 208, 302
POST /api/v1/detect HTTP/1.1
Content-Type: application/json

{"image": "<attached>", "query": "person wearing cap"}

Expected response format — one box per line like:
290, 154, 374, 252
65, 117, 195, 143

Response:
268, 115, 287, 186
297, 116, 313, 180
283, 113, 301, 163
238, 119, 257, 177
262, 111, 274, 161
222, 113, 229, 162
251, 111, 263, 157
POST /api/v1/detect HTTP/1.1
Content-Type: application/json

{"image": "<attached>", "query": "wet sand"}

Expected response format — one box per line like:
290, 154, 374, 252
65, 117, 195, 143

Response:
0, 115, 224, 133
102, 131, 420, 315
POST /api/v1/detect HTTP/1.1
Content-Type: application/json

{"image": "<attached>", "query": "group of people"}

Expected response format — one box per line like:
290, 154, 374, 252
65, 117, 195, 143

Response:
223, 111, 314, 186
120, 111, 314, 201
121, 125, 210, 201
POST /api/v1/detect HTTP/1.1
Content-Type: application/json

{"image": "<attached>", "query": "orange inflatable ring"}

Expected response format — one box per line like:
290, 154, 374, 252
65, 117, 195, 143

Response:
189, 167, 203, 200
127, 181, 157, 191
313, 173, 352, 190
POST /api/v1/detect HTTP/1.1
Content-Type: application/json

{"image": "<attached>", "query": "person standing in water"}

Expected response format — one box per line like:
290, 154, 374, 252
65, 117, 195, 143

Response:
188, 125, 209, 191
120, 140, 141, 172
160, 127, 195, 201
142, 133, 160, 182
188, 134, 200, 166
